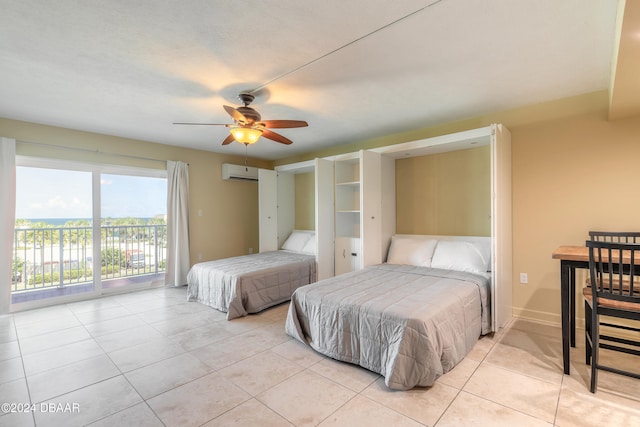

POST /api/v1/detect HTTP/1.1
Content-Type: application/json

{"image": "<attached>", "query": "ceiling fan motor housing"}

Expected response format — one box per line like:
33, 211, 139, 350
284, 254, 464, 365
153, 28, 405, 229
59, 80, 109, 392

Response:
236, 106, 261, 124
236, 93, 261, 123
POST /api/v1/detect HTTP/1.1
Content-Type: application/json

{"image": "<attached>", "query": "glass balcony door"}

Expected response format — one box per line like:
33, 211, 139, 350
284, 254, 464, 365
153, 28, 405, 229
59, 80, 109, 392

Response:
13, 165, 95, 305
99, 172, 167, 291
12, 159, 167, 310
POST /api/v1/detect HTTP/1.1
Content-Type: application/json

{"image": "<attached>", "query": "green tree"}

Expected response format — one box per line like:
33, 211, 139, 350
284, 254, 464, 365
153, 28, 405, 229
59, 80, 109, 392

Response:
15, 219, 33, 228
101, 248, 126, 268
148, 217, 166, 225
63, 220, 92, 245
12, 257, 24, 282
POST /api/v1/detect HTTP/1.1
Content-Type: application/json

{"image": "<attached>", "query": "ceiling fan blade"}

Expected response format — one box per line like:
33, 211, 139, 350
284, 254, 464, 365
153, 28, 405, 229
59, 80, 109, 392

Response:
258, 120, 308, 129
173, 122, 229, 126
223, 105, 248, 124
221, 134, 235, 145
262, 129, 293, 145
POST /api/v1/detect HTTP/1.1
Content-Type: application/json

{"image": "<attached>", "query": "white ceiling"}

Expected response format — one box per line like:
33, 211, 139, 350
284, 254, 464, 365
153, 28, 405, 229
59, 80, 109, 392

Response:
0, 0, 618, 160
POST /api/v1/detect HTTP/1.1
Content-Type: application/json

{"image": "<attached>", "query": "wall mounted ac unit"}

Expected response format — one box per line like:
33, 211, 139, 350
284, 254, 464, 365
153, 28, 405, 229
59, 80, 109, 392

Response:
222, 163, 259, 181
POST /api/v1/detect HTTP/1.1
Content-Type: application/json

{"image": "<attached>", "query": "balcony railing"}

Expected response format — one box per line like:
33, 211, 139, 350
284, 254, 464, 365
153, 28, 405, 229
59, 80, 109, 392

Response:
12, 224, 167, 293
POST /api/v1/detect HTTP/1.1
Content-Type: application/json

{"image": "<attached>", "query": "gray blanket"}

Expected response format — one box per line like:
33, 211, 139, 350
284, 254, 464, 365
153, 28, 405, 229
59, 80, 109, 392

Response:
285, 264, 491, 390
187, 251, 316, 320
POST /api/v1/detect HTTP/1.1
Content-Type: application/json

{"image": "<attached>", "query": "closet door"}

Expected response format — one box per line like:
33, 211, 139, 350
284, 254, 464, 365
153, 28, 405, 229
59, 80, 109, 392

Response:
258, 169, 278, 252
491, 123, 513, 331
315, 158, 335, 280
380, 154, 396, 262
361, 150, 382, 267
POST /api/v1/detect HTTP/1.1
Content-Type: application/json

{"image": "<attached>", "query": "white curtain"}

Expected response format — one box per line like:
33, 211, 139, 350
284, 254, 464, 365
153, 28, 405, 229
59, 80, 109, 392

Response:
0, 138, 16, 314
166, 160, 190, 286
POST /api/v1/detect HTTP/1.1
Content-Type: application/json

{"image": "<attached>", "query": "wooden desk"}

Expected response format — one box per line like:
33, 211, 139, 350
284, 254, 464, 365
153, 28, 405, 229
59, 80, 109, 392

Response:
552, 245, 640, 375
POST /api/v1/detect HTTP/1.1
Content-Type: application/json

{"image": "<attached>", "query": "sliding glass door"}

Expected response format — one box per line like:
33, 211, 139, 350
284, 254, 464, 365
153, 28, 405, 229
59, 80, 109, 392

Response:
100, 172, 167, 291
13, 165, 94, 304
12, 158, 166, 309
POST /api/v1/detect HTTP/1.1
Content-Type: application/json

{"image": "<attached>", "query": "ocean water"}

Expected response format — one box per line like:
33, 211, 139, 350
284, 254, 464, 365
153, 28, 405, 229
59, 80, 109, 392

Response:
19, 218, 156, 226
21, 218, 91, 226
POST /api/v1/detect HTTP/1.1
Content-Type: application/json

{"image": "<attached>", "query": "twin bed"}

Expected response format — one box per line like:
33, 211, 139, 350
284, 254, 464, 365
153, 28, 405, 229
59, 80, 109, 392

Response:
188, 233, 493, 390
187, 230, 317, 320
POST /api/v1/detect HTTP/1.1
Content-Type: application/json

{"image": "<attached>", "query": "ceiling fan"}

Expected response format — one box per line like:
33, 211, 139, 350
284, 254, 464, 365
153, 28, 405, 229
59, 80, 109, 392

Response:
173, 92, 308, 146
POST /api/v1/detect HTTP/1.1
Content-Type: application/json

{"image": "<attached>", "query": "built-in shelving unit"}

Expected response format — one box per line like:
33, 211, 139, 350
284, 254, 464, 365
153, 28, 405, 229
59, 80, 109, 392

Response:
334, 157, 361, 274
335, 158, 360, 239
332, 151, 393, 275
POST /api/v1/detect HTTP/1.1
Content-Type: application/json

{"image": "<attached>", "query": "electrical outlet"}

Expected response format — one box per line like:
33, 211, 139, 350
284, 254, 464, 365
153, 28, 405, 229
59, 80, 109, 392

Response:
198, 253, 202, 261
248, 248, 253, 254
519, 272, 528, 284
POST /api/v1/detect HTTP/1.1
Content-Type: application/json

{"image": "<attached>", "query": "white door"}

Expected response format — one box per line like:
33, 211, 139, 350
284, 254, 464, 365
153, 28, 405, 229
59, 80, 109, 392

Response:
361, 150, 382, 267
380, 154, 396, 262
334, 237, 358, 276
491, 123, 513, 331
315, 158, 335, 280
258, 169, 278, 252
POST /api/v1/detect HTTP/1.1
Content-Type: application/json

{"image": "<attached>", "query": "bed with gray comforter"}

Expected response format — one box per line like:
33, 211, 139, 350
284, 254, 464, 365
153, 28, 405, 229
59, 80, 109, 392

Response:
187, 250, 316, 320
285, 264, 491, 390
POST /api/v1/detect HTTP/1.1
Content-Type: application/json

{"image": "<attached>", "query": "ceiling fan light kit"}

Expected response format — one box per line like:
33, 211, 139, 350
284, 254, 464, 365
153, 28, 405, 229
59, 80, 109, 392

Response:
230, 126, 263, 145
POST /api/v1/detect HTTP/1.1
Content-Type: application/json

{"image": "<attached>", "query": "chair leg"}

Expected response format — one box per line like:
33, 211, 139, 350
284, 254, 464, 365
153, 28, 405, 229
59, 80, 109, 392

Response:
585, 300, 592, 365
590, 308, 598, 393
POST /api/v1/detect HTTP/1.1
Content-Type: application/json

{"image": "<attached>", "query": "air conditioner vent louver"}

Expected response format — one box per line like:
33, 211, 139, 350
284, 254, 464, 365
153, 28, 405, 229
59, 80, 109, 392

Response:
222, 163, 259, 181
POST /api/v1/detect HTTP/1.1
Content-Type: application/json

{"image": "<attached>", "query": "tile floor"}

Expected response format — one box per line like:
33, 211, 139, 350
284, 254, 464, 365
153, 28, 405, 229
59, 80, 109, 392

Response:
1, 286, 639, 426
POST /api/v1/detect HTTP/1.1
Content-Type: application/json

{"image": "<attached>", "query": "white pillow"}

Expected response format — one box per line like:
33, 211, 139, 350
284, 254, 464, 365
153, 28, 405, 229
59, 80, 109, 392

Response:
281, 231, 311, 252
430, 240, 488, 274
386, 236, 438, 267
474, 240, 492, 271
300, 234, 316, 255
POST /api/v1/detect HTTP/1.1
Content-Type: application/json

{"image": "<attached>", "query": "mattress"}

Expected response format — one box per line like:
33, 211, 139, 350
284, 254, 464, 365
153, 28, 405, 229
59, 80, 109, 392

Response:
187, 250, 316, 320
285, 264, 491, 390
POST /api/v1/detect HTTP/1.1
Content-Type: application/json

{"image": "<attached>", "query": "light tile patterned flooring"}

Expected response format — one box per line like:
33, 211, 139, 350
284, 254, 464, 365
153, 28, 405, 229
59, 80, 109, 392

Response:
1, 286, 639, 426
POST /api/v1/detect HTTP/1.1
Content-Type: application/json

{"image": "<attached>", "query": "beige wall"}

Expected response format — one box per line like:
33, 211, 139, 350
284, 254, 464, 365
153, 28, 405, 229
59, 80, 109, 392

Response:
396, 146, 491, 236
0, 117, 272, 265
511, 111, 640, 323
294, 172, 315, 230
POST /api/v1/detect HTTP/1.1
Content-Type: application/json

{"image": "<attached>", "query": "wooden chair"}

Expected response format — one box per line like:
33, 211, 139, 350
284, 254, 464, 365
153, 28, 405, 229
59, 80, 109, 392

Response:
586, 232, 640, 288
588, 231, 640, 243
584, 239, 640, 393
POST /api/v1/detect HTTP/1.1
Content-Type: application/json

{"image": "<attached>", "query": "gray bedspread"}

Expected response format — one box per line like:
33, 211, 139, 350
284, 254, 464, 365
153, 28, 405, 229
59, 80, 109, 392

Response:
285, 264, 491, 390
187, 250, 316, 320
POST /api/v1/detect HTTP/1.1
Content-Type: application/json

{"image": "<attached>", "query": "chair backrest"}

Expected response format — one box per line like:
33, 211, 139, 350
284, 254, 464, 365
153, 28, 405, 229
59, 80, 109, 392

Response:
586, 239, 640, 306
589, 231, 640, 243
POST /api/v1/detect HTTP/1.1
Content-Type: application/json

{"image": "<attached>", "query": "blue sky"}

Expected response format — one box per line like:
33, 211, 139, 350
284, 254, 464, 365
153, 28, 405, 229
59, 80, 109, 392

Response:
16, 167, 167, 219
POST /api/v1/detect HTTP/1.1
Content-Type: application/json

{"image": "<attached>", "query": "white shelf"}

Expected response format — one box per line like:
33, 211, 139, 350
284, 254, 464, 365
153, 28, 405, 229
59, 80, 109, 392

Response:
335, 158, 360, 184
336, 180, 360, 187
